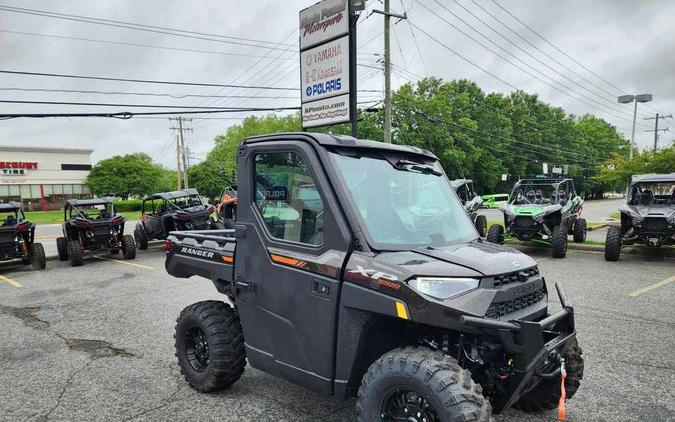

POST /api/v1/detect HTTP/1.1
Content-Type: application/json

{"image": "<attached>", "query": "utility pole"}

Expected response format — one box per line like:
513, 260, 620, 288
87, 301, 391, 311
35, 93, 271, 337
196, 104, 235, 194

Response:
175, 133, 182, 189
169, 116, 193, 189
644, 113, 672, 151
374, 4, 406, 144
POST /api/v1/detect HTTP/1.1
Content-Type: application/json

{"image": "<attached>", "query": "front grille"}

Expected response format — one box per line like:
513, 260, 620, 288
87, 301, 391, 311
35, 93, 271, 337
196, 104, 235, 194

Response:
642, 217, 668, 231
486, 287, 546, 319
0, 242, 16, 256
493, 266, 540, 288
514, 216, 535, 228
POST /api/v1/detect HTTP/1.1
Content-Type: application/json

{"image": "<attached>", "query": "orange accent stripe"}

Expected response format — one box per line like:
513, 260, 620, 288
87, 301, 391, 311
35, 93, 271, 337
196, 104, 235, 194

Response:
270, 254, 306, 268
221, 255, 234, 264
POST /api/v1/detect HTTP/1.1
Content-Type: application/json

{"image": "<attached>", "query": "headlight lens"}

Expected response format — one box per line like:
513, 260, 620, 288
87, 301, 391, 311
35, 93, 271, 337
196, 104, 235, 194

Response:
535, 214, 545, 223
408, 277, 479, 300
631, 213, 644, 224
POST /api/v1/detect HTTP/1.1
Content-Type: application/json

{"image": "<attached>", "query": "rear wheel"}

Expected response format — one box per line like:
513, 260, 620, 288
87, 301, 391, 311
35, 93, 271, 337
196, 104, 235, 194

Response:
573, 218, 587, 243
486, 224, 504, 244
29, 243, 46, 270
475, 215, 488, 237
134, 227, 148, 250
604, 226, 622, 261
514, 339, 584, 412
67, 240, 84, 267
211, 219, 225, 230
121, 235, 136, 260
56, 237, 68, 261
356, 347, 492, 422
551, 225, 568, 258
175, 301, 246, 392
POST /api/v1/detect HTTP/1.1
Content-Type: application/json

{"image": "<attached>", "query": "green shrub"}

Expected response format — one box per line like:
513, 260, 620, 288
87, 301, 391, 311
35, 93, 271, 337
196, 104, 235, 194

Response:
113, 199, 144, 212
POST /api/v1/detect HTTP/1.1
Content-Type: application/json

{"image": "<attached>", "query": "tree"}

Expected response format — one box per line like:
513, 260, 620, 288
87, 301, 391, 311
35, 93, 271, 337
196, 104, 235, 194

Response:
188, 161, 231, 202
593, 146, 675, 192
86, 153, 173, 199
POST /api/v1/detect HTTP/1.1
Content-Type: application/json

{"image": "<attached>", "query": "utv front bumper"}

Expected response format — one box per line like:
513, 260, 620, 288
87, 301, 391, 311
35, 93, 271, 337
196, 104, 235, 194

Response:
461, 282, 576, 413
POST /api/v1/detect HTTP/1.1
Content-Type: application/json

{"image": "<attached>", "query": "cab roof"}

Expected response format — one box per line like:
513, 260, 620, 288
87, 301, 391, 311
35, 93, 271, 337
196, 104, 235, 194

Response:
0, 202, 22, 211
631, 173, 675, 184
450, 179, 473, 189
243, 132, 437, 160
67, 198, 113, 207
149, 188, 199, 200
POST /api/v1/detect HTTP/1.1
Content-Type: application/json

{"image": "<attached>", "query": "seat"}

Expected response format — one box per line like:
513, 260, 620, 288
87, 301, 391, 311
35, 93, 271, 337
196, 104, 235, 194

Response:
2, 215, 16, 226
525, 190, 536, 204
534, 190, 543, 205
640, 189, 654, 206
557, 190, 567, 205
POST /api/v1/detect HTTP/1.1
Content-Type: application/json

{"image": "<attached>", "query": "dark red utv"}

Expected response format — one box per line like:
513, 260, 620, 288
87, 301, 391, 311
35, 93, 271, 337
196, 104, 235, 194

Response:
0, 202, 45, 270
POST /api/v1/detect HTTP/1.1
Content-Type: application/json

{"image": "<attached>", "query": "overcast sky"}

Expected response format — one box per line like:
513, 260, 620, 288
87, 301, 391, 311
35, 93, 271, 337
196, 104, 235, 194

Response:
1, 0, 673, 167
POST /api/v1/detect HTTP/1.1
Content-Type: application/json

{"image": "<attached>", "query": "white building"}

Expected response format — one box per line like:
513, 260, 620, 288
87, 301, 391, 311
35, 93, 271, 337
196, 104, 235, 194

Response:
0, 146, 93, 211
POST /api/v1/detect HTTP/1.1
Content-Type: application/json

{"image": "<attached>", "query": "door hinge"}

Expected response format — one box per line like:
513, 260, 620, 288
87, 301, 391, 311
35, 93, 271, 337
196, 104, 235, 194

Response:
234, 275, 256, 292
234, 224, 248, 239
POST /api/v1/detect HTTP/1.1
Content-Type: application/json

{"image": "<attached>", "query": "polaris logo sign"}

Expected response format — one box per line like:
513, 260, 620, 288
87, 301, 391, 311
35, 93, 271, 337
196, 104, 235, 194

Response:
180, 247, 214, 259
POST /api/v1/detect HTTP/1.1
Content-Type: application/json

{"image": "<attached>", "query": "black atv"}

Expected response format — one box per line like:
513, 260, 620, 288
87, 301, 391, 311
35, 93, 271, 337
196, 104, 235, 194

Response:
451, 178, 488, 236
487, 178, 586, 258
605, 173, 675, 261
56, 198, 136, 267
133, 189, 217, 250
0, 202, 46, 270
164, 132, 584, 421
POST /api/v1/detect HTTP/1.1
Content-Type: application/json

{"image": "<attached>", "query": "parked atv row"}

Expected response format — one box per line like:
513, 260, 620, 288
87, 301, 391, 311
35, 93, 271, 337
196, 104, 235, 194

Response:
605, 173, 675, 261
486, 178, 586, 258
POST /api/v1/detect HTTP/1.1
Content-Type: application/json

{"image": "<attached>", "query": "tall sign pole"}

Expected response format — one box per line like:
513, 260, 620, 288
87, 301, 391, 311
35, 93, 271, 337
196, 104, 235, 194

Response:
300, 0, 362, 133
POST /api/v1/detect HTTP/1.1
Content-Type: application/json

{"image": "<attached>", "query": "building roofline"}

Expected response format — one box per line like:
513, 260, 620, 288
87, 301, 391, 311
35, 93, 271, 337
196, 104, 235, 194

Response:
0, 146, 94, 154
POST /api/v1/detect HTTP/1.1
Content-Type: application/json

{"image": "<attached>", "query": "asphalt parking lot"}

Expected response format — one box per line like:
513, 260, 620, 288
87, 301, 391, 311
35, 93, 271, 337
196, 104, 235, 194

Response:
0, 243, 673, 422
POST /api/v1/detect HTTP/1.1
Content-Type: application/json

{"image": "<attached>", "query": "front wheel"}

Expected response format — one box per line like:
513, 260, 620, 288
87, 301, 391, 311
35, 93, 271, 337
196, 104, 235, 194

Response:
573, 218, 587, 243
67, 240, 84, 267
486, 224, 504, 244
134, 227, 148, 250
475, 215, 488, 237
30, 243, 46, 270
604, 225, 622, 261
56, 237, 68, 261
514, 339, 584, 412
175, 301, 246, 392
121, 235, 136, 260
356, 347, 492, 422
551, 225, 568, 258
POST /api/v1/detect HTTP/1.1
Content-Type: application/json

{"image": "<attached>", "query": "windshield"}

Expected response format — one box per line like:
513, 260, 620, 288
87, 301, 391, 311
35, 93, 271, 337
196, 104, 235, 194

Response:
171, 194, 203, 209
330, 151, 477, 249
70, 203, 114, 220
510, 183, 565, 206
629, 182, 675, 205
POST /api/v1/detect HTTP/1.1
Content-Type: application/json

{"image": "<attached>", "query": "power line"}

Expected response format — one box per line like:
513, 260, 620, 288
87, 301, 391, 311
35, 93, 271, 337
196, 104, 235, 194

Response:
486, 0, 665, 114
0, 107, 301, 120
0, 5, 297, 51
0, 99, 300, 110
0, 86, 300, 99
419, 0, 638, 124
441, 0, 645, 118
0, 70, 298, 90
0, 29, 297, 61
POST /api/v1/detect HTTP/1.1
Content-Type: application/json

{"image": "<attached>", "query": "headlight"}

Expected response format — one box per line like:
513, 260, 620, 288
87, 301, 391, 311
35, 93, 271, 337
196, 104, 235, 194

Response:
630, 213, 644, 224
408, 277, 479, 300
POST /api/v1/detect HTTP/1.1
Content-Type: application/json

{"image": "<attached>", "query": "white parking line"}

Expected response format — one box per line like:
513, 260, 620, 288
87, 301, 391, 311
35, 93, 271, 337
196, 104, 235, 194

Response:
94, 256, 155, 270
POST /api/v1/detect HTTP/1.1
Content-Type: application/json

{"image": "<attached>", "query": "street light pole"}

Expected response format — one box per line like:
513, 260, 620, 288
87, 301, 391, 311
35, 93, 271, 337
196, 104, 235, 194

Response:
618, 93, 653, 159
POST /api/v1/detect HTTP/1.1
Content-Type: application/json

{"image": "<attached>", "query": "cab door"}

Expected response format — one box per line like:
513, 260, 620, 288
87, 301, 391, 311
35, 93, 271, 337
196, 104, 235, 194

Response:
233, 139, 352, 394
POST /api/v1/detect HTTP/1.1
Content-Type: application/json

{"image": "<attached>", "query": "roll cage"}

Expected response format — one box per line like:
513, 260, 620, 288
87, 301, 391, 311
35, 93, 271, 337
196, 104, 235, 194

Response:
510, 178, 577, 206
64, 198, 116, 221
141, 189, 204, 216
0, 202, 25, 226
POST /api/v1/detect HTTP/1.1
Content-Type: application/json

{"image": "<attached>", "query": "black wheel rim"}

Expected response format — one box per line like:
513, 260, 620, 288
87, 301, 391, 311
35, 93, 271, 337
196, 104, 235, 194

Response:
380, 388, 438, 422
185, 327, 209, 371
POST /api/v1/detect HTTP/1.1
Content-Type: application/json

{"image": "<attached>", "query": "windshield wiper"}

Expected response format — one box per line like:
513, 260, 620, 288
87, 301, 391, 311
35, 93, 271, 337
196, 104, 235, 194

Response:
395, 160, 442, 176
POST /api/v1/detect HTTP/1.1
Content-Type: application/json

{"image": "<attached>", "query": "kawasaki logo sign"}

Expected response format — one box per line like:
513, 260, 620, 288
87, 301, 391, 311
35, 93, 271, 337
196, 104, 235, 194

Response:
180, 247, 214, 259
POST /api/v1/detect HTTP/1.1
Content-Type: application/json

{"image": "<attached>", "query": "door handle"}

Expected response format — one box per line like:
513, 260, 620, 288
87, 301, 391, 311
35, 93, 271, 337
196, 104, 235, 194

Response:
234, 276, 256, 292
311, 279, 330, 298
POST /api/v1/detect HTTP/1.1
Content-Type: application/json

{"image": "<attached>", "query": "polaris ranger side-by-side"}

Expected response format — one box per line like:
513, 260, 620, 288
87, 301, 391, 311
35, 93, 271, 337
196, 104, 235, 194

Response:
451, 179, 488, 236
487, 178, 586, 258
605, 173, 675, 261
56, 198, 135, 267
134, 189, 217, 249
0, 202, 46, 270
165, 133, 583, 421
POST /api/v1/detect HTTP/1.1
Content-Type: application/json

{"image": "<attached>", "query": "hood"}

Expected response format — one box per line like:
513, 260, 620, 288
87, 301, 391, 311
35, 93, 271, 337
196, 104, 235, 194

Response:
621, 204, 675, 219
373, 240, 537, 279
503, 204, 561, 217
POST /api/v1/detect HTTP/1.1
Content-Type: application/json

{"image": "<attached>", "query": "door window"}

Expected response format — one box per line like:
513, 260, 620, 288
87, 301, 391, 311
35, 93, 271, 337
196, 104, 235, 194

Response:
254, 152, 324, 245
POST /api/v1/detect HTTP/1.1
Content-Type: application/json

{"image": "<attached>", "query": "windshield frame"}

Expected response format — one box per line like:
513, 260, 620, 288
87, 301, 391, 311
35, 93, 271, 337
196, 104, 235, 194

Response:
326, 148, 479, 252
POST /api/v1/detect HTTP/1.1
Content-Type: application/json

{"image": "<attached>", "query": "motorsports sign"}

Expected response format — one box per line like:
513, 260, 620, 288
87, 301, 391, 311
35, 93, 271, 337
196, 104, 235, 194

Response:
300, 0, 351, 128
